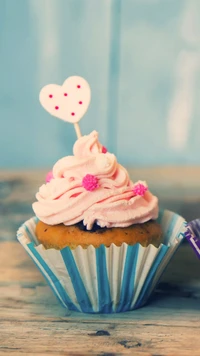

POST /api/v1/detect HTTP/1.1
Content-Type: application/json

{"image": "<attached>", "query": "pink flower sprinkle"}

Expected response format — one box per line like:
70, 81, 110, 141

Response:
82, 174, 99, 191
102, 146, 107, 154
132, 183, 148, 196
46, 171, 54, 183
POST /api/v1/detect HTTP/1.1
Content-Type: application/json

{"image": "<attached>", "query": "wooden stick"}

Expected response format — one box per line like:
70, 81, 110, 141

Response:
74, 123, 82, 138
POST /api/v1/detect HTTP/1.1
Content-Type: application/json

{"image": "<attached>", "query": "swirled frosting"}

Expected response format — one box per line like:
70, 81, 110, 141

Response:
33, 131, 159, 229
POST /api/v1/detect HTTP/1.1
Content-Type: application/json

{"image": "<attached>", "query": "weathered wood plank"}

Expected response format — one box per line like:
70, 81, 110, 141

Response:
1, 320, 200, 356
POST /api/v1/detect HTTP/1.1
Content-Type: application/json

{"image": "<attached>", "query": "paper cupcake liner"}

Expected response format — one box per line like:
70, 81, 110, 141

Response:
17, 209, 186, 313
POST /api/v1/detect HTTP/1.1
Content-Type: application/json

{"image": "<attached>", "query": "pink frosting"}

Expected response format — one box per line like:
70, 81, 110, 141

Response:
32, 131, 159, 229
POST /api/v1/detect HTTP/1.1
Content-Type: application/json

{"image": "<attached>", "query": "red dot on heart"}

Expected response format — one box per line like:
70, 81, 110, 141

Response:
71, 112, 75, 116
77, 85, 81, 88
49, 94, 53, 98
79, 101, 83, 105
55, 106, 59, 110
64, 93, 68, 96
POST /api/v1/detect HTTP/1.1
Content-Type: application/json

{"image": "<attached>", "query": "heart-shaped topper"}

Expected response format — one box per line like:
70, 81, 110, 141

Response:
39, 76, 91, 125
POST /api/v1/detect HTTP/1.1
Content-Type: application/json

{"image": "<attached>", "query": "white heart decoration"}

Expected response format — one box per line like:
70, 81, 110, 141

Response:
39, 76, 91, 123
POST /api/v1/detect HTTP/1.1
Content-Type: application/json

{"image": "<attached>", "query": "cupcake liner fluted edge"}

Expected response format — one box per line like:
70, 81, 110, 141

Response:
17, 209, 186, 313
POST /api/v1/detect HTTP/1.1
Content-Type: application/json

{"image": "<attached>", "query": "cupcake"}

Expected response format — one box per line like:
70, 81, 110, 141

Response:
33, 131, 162, 250
17, 76, 187, 313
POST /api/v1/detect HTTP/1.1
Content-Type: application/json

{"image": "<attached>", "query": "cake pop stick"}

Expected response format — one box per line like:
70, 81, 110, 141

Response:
39, 76, 91, 139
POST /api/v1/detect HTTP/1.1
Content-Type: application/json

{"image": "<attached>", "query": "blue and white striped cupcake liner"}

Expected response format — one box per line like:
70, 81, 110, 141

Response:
17, 209, 186, 313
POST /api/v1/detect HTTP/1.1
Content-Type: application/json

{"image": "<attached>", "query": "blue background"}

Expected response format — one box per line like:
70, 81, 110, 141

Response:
1, 0, 200, 169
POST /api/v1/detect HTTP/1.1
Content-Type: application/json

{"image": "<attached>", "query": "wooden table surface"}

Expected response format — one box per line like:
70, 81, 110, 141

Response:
1, 168, 200, 356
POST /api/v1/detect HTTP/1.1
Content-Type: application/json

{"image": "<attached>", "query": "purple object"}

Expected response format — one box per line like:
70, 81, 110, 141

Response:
186, 220, 200, 259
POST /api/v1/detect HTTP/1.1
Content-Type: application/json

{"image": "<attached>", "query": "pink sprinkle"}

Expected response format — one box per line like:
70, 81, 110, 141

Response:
132, 183, 148, 196
46, 171, 54, 183
77, 85, 81, 88
79, 101, 83, 104
102, 146, 107, 154
49, 94, 53, 98
71, 112, 75, 116
55, 106, 59, 110
82, 174, 99, 191
64, 93, 68, 96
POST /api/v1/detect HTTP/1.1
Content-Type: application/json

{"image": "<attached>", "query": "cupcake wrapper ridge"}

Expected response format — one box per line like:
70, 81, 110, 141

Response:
17, 209, 186, 313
